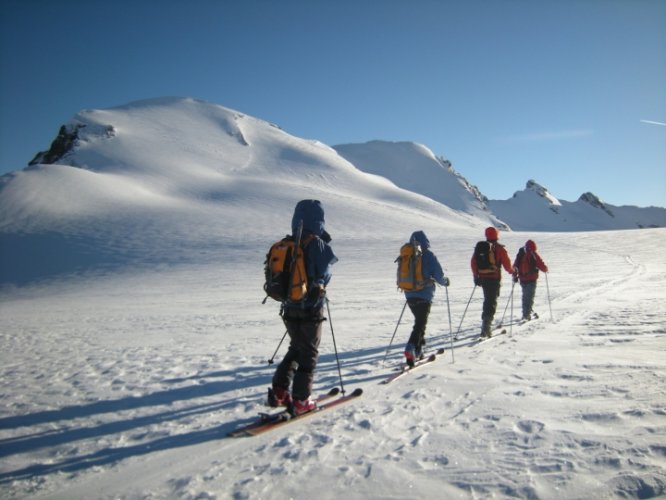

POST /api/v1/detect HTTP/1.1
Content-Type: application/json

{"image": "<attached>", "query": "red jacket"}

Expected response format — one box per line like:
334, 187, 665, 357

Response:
471, 242, 514, 280
513, 247, 548, 282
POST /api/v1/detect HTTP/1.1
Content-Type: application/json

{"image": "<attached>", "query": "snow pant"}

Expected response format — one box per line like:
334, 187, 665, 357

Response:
407, 298, 431, 354
479, 278, 501, 332
520, 280, 537, 318
272, 307, 324, 401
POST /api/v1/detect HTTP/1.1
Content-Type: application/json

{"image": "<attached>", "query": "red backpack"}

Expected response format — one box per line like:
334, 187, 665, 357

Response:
516, 248, 538, 278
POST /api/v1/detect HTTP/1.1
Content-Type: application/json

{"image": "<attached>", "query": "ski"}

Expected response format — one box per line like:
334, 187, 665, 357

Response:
228, 388, 362, 437
265, 386, 340, 410
516, 312, 539, 326
496, 311, 539, 330
476, 329, 507, 344
382, 347, 445, 384
228, 387, 339, 437
479, 313, 541, 344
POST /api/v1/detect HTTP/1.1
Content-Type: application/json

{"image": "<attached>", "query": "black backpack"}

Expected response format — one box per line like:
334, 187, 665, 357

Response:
474, 241, 498, 275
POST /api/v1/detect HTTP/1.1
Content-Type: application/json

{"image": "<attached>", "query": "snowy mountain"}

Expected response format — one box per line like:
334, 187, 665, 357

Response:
2, 97, 664, 287
333, 140, 508, 229
0, 97, 477, 285
488, 180, 666, 231
334, 143, 666, 232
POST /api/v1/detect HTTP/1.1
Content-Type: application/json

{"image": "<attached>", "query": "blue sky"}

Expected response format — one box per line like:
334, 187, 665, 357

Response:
1, 0, 664, 207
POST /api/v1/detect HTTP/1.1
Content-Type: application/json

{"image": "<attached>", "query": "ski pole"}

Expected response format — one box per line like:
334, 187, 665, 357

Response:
545, 272, 554, 322
510, 280, 515, 336
383, 300, 408, 365
267, 330, 288, 365
326, 298, 346, 394
497, 281, 516, 328
497, 283, 515, 328
445, 285, 454, 363
453, 286, 477, 340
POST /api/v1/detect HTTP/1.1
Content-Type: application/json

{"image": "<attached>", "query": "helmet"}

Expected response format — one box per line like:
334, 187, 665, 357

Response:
485, 227, 499, 241
525, 240, 536, 252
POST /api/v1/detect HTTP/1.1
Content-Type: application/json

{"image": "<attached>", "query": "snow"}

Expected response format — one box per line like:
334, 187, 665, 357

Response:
488, 182, 666, 232
333, 140, 508, 229
332, 144, 666, 232
2, 229, 665, 499
1, 97, 665, 499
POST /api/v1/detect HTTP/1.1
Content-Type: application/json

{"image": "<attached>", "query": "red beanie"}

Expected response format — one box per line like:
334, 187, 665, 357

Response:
485, 227, 499, 241
526, 240, 536, 251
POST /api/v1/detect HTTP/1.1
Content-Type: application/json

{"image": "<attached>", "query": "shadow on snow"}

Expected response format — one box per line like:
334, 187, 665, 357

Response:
0, 325, 482, 483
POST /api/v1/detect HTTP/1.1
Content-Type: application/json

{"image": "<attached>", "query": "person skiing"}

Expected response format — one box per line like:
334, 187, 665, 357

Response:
402, 230, 450, 367
268, 200, 338, 416
471, 227, 514, 338
513, 239, 549, 321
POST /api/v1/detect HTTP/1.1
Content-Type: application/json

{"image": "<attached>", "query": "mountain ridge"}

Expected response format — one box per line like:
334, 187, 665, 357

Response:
0, 97, 473, 285
2, 97, 664, 285
23, 97, 664, 232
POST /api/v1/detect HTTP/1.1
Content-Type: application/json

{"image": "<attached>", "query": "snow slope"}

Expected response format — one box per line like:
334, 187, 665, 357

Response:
0, 97, 476, 286
1, 228, 665, 499
333, 140, 507, 229
1, 97, 665, 499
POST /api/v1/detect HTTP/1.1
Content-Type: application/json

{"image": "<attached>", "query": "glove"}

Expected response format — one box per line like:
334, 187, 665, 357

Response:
308, 284, 326, 300
513, 275, 519, 284
442, 277, 450, 287
474, 277, 481, 286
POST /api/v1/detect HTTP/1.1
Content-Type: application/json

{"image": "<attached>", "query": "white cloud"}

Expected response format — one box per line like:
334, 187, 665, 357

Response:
640, 119, 666, 126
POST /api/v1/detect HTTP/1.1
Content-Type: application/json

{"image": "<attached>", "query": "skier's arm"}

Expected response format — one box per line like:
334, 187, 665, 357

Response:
499, 246, 514, 275
534, 252, 548, 273
427, 253, 449, 287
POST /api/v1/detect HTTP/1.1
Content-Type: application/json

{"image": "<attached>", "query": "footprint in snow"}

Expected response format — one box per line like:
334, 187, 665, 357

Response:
515, 420, 545, 434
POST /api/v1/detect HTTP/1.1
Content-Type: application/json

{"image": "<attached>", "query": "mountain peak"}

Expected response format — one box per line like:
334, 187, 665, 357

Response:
524, 179, 561, 206
579, 192, 614, 217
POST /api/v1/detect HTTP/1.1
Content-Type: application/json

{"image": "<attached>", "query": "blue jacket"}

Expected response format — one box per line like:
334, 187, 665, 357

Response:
285, 200, 338, 311
404, 230, 448, 302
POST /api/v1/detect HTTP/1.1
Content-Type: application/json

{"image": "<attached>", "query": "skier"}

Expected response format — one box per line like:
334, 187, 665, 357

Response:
403, 230, 450, 367
513, 239, 549, 321
268, 200, 338, 416
471, 227, 514, 338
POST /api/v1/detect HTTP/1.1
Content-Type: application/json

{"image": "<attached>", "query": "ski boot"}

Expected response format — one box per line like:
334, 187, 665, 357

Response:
404, 343, 416, 368
290, 397, 317, 416
267, 386, 292, 408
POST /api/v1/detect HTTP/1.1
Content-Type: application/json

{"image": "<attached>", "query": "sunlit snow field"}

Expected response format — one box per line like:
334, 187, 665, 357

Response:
1, 98, 664, 498
1, 228, 665, 499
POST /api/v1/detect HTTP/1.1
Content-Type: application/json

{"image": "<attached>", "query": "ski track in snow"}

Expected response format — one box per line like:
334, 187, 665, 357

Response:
1, 231, 665, 499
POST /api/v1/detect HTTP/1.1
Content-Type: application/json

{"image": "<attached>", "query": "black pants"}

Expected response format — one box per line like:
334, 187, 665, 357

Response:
407, 298, 431, 353
272, 308, 324, 401
479, 279, 501, 322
